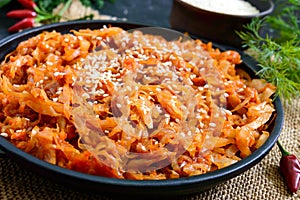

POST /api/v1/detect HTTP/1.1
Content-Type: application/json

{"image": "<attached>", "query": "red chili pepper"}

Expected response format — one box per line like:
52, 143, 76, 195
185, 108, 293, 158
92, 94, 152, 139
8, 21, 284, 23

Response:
6, 9, 37, 19
17, 0, 37, 10
277, 141, 300, 193
8, 17, 35, 32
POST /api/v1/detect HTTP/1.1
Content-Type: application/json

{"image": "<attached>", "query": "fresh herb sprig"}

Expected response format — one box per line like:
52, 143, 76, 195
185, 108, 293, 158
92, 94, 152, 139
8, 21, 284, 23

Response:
238, 0, 300, 101
80, 0, 115, 10
0, 0, 11, 8
34, 0, 114, 13
0, 0, 115, 11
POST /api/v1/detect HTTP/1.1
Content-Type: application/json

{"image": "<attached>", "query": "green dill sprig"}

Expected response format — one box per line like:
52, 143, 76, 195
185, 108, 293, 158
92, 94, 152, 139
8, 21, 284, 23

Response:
238, 0, 300, 101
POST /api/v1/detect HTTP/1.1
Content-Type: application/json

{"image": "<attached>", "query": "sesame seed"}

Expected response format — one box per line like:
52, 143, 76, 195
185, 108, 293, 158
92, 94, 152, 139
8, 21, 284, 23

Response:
199, 122, 204, 128
190, 74, 196, 79
180, 132, 185, 137
53, 72, 66, 77
139, 96, 145, 100
224, 109, 232, 115
82, 93, 89, 99
165, 117, 170, 124
0, 132, 8, 137
209, 122, 217, 127
32, 129, 38, 136
198, 87, 204, 91
214, 113, 220, 118
46, 61, 53, 66
237, 88, 244, 92
196, 114, 202, 119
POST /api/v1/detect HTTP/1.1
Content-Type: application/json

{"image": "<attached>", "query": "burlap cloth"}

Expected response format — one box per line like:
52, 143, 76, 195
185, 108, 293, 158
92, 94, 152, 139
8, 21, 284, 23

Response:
0, 99, 299, 200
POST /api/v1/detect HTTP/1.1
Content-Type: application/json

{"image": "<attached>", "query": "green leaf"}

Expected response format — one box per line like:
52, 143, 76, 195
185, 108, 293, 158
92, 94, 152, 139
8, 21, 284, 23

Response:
237, 0, 300, 101
78, 0, 110, 9
94, 0, 105, 9
80, 0, 93, 7
0, 0, 11, 8
34, 0, 67, 13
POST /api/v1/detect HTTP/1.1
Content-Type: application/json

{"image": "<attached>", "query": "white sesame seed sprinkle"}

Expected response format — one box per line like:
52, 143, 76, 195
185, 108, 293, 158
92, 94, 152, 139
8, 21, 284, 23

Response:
0, 132, 8, 137
209, 122, 217, 127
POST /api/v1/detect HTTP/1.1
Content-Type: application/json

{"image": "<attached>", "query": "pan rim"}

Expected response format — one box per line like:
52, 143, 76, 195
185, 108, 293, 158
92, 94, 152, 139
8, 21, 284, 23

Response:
0, 20, 284, 195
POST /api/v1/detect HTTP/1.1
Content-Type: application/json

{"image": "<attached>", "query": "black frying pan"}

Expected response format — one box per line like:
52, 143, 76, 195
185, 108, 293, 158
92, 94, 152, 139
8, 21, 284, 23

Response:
0, 20, 284, 197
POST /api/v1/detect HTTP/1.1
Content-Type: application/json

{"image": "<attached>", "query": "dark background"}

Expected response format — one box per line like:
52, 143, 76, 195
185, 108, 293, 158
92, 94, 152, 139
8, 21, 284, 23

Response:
1, 0, 299, 42
0, 0, 173, 41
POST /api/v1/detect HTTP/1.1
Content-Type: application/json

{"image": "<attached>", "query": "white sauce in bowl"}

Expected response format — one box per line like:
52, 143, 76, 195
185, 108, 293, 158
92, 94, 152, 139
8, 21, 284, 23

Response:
181, 0, 260, 15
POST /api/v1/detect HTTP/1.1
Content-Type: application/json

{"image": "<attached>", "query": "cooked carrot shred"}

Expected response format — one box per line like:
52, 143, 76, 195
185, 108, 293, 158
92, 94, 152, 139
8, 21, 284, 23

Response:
0, 27, 276, 180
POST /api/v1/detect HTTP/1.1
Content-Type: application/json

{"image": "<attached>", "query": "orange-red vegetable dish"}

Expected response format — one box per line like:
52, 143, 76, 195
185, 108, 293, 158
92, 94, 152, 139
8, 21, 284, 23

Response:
0, 27, 276, 180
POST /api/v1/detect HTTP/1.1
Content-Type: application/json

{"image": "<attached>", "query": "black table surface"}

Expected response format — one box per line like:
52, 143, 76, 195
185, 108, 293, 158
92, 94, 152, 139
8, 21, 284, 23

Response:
0, 0, 173, 41
1, 0, 299, 44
